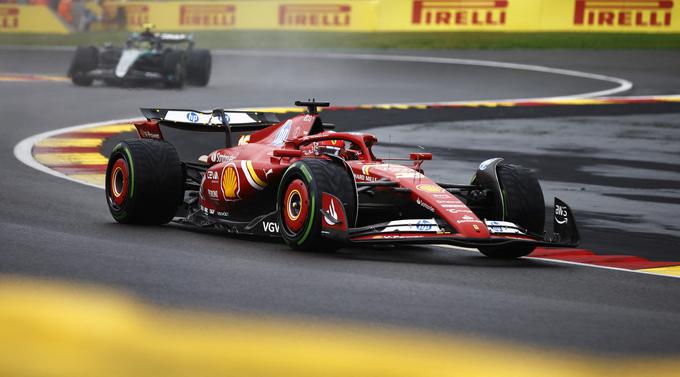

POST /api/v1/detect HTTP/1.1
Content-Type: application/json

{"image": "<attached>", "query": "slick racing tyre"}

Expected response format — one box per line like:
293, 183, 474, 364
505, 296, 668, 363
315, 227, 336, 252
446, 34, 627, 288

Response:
186, 49, 212, 87
163, 51, 186, 89
69, 46, 98, 86
106, 140, 184, 225
479, 163, 545, 259
277, 159, 356, 252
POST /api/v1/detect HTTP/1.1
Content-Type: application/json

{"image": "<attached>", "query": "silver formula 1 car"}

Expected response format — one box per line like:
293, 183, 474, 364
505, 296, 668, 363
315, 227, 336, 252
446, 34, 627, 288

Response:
68, 29, 211, 88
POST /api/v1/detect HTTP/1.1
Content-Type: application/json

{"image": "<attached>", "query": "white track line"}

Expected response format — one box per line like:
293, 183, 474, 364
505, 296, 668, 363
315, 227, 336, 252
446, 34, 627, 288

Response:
211, 49, 633, 100
435, 244, 680, 280
1, 46, 633, 101
13, 118, 139, 190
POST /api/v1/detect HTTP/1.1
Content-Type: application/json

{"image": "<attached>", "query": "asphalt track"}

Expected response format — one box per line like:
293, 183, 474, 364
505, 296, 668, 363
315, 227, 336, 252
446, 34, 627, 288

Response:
2, 48, 680, 356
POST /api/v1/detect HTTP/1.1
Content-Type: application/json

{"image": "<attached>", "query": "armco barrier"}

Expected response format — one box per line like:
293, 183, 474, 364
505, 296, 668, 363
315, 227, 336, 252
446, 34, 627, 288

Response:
0, 4, 69, 33
4, 0, 680, 33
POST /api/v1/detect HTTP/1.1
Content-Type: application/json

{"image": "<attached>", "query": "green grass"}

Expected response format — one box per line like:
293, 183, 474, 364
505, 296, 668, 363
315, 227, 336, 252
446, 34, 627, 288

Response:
1, 31, 679, 49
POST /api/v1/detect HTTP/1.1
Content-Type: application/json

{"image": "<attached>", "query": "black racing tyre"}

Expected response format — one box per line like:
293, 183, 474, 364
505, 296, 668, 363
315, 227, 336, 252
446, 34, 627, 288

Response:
277, 159, 357, 252
69, 46, 98, 86
479, 163, 545, 259
163, 50, 186, 89
186, 49, 212, 87
105, 139, 184, 225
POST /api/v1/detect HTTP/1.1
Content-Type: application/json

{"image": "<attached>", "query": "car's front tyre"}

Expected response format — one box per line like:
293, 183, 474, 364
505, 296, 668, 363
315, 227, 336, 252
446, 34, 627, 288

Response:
162, 51, 186, 89
277, 159, 356, 251
69, 46, 98, 86
476, 163, 545, 258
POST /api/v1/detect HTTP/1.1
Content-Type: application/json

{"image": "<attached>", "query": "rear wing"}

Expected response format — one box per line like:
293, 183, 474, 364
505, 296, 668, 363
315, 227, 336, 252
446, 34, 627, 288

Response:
140, 108, 279, 133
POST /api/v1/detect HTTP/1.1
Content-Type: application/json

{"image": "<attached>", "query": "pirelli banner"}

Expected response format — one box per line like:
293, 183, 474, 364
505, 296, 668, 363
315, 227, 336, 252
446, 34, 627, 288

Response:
381, 0, 680, 32
111, 0, 378, 31
20, 0, 680, 33
0, 4, 69, 34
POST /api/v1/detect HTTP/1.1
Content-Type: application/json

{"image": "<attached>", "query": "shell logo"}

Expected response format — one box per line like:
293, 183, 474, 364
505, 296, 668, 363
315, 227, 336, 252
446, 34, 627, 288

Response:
221, 163, 240, 200
416, 184, 444, 193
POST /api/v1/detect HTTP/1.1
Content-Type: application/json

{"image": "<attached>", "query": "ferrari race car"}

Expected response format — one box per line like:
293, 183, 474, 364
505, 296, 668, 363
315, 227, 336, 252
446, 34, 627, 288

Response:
105, 101, 580, 258
68, 29, 211, 88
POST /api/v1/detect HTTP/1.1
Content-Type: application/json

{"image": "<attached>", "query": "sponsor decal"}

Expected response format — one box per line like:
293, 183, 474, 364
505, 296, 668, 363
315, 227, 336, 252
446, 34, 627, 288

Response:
456, 219, 484, 224
374, 234, 425, 239
416, 219, 433, 231
180, 4, 236, 27
0, 7, 19, 29
382, 219, 439, 233
446, 208, 473, 214
395, 172, 424, 179
433, 193, 453, 198
456, 215, 483, 224
472, 224, 480, 232
238, 134, 250, 146
440, 203, 466, 208
416, 198, 434, 212
324, 198, 339, 225
206, 170, 219, 181
210, 152, 235, 163
241, 160, 267, 190
488, 226, 524, 235
272, 119, 292, 146
140, 130, 161, 140
354, 173, 378, 182
262, 221, 280, 233
217, 211, 229, 217
574, 0, 673, 27
221, 163, 240, 200
207, 189, 219, 199
279, 4, 351, 27
416, 184, 444, 193
555, 204, 569, 225
186, 112, 200, 123
412, 0, 508, 26
416, 198, 435, 212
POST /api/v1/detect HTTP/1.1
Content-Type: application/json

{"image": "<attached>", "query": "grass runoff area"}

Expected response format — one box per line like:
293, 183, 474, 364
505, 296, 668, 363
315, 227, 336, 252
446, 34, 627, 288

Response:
2, 30, 679, 49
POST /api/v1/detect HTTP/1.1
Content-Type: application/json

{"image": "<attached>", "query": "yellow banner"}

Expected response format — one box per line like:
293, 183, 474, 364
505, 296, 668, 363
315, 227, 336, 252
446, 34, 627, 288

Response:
0, 5, 69, 34
106, 1, 379, 32
543, 0, 680, 32
378, 0, 541, 31
12, 0, 680, 33
378, 0, 680, 32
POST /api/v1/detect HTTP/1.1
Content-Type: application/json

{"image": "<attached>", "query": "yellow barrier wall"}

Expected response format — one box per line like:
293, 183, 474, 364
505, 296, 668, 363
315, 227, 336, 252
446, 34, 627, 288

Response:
6, 0, 680, 33
0, 4, 69, 34
379, 0, 680, 32
107, 0, 379, 32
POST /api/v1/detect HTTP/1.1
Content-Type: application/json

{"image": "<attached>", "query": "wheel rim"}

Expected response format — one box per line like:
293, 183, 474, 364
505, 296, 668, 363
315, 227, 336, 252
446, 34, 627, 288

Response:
283, 179, 309, 234
109, 158, 129, 207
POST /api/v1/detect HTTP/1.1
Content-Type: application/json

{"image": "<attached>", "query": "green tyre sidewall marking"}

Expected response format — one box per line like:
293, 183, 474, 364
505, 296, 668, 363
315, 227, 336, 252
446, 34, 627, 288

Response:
123, 146, 135, 199
296, 164, 316, 246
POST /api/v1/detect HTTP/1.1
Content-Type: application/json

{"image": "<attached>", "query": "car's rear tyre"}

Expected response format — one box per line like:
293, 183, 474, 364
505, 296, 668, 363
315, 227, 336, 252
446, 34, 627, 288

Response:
69, 46, 98, 86
277, 159, 356, 252
163, 51, 186, 89
478, 163, 545, 259
105, 139, 184, 225
186, 49, 211, 87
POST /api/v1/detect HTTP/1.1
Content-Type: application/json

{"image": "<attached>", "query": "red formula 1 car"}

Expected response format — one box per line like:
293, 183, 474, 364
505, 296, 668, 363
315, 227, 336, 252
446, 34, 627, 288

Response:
106, 101, 579, 258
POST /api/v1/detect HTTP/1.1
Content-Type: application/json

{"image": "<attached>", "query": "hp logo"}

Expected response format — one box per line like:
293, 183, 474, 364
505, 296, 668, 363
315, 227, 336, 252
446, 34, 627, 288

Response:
186, 112, 199, 123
